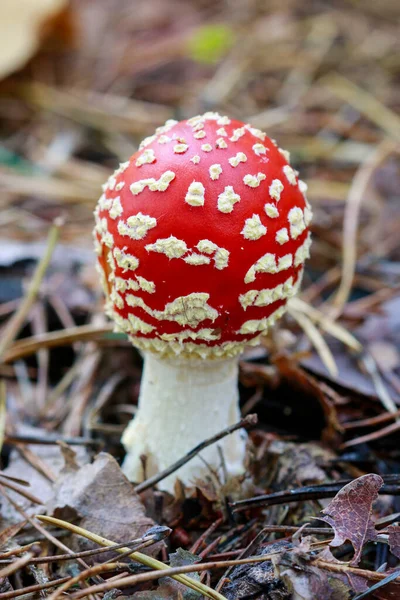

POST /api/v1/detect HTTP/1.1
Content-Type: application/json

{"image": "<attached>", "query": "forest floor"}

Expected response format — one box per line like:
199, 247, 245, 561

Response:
0, 0, 400, 598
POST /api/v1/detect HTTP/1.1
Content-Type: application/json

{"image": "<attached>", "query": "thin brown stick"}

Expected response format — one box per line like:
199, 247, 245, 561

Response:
68, 554, 279, 600
0, 528, 170, 564
0, 576, 71, 599
343, 409, 400, 430
134, 414, 258, 493
0, 553, 34, 578
314, 559, 400, 584
0, 475, 44, 505
190, 518, 223, 555
0, 487, 99, 587
341, 420, 400, 448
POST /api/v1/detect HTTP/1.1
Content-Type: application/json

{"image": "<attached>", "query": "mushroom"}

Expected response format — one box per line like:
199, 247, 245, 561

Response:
94, 112, 312, 492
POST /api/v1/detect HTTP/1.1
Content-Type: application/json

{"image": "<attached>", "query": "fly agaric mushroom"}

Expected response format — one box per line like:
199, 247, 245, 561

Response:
94, 112, 312, 492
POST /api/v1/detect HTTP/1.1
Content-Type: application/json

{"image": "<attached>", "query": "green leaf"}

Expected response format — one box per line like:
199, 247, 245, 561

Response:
188, 24, 234, 65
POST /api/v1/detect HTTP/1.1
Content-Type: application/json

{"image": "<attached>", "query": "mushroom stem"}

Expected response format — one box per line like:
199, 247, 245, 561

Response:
121, 352, 247, 492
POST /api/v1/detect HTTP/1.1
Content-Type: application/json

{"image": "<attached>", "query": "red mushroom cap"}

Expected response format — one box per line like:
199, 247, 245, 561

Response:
94, 112, 312, 359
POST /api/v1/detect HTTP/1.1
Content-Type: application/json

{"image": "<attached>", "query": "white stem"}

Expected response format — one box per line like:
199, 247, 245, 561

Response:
121, 352, 247, 492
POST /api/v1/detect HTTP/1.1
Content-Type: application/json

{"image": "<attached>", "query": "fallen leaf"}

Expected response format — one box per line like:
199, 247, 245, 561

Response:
47, 452, 160, 557
278, 562, 351, 600
58, 442, 81, 474
0, 0, 67, 79
273, 541, 351, 600
319, 474, 383, 565
387, 525, 400, 559
0, 424, 88, 522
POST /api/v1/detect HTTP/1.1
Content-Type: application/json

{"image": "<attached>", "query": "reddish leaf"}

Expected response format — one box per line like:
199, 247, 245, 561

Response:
388, 525, 400, 559
319, 474, 383, 565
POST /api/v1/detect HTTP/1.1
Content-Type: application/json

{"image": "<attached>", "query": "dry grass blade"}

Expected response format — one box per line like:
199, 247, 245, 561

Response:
331, 139, 396, 317
0, 381, 5, 454
0, 173, 98, 203
288, 297, 362, 352
0, 219, 63, 361
288, 306, 338, 377
361, 353, 399, 416
0, 474, 44, 505
321, 73, 400, 143
36, 516, 228, 600
22, 82, 173, 134
2, 324, 114, 364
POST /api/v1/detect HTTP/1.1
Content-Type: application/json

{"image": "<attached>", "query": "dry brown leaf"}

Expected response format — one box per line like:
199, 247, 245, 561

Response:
387, 525, 400, 560
47, 452, 160, 557
319, 474, 383, 565
0, 0, 67, 79
0, 425, 89, 522
273, 540, 351, 600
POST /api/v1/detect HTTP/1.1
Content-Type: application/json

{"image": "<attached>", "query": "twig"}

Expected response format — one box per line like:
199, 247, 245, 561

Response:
0, 576, 71, 599
0, 553, 34, 578
36, 515, 228, 600
231, 477, 400, 511
0, 488, 100, 586
46, 562, 130, 600
0, 475, 44, 505
0, 219, 63, 361
0, 527, 171, 564
4, 433, 101, 447
134, 414, 258, 493
314, 559, 400, 584
67, 555, 281, 600
343, 409, 400, 430
341, 420, 400, 448
190, 519, 223, 555
352, 569, 400, 600
47, 528, 171, 600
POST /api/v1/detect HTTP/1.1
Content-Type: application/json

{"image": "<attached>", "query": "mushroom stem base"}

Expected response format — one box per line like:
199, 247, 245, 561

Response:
121, 352, 247, 492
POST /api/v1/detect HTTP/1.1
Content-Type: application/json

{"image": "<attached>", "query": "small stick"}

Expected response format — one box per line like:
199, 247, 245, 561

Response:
0, 475, 43, 505
0, 218, 63, 361
0, 576, 71, 599
134, 414, 258, 493
231, 477, 400, 511
343, 409, 400, 430
67, 554, 280, 600
0, 552, 34, 578
0, 527, 171, 564
36, 515, 228, 600
4, 433, 101, 447
341, 420, 400, 448
190, 518, 223, 555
